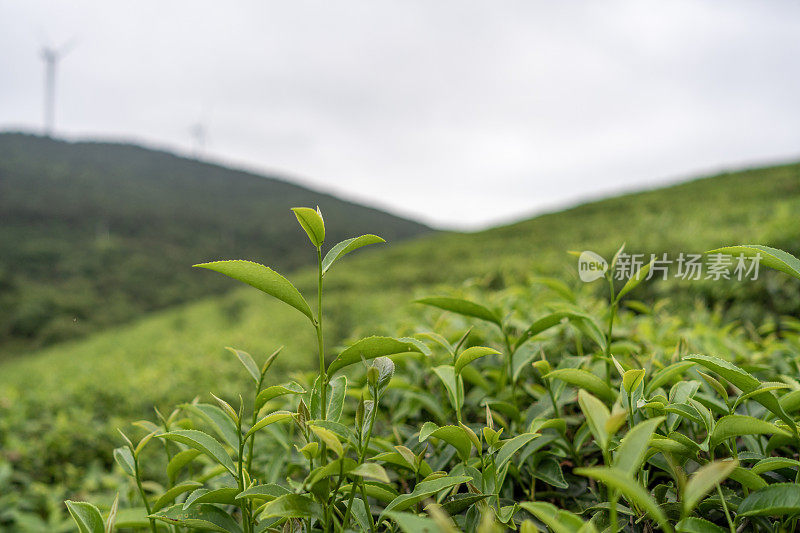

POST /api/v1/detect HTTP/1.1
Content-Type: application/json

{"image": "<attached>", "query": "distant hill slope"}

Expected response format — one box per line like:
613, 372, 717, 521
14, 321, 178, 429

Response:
0, 133, 431, 351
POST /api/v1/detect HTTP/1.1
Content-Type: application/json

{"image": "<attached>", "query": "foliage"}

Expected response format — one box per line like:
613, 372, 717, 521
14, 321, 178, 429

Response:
56, 209, 800, 532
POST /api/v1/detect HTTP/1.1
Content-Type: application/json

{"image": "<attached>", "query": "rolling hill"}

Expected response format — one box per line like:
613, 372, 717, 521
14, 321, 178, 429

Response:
0, 133, 431, 353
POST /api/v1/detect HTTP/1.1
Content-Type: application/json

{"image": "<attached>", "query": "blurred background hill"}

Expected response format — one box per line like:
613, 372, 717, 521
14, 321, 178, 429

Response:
0, 132, 431, 353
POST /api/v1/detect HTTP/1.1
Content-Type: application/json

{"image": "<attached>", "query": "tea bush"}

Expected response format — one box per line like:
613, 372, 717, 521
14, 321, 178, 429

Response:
63, 208, 800, 532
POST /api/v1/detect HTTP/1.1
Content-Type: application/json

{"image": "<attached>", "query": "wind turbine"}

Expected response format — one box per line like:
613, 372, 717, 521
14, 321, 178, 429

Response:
40, 38, 77, 137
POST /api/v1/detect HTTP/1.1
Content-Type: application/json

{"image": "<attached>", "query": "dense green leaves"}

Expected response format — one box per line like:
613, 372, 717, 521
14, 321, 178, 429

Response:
682, 460, 738, 516
150, 503, 243, 532
737, 483, 800, 517
545, 368, 616, 402
194, 260, 314, 322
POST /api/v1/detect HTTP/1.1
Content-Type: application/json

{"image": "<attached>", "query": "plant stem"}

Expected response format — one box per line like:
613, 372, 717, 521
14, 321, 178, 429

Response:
316, 246, 327, 420
238, 429, 252, 533
247, 373, 265, 474
343, 392, 379, 529
716, 484, 735, 533
605, 275, 617, 387
134, 458, 157, 533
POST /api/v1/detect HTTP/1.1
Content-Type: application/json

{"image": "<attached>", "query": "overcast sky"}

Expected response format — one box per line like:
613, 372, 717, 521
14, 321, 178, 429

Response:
2, 1, 799, 229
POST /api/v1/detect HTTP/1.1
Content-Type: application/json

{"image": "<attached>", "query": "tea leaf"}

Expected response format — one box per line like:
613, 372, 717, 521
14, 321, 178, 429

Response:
351, 462, 391, 483
708, 245, 800, 282
419, 422, 472, 462
575, 467, 672, 533
322, 234, 385, 275
291, 206, 325, 247
309, 424, 344, 457
614, 417, 664, 476
578, 390, 611, 451
225, 347, 260, 384
327, 336, 422, 375
432, 365, 462, 413
157, 430, 236, 475
751, 457, 800, 475
496, 433, 540, 471
326, 375, 347, 422
166, 449, 201, 481
65, 501, 104, 533
150, 503, 243, 533
454, 346, 501, 375
646, 361, 696, 396
615, 258, 654, 302
194, 260, 314, 323
152, 481, 202, 512
381, 475, 472, 517
255, 382, 305, 411
682, 459, 738, 516
518, 501, 594, 533
709, 415, 788, 447
180, 403, 239, 448
516, 310, 605, 351
244, 411, 292, 440
675, 517, 727, 533
416, 297, 501, 327
236, 483, 291, 501
259, 494, 324, 522
182, 487, 239, 509
112, 447, 135, 477
737, 482, 800, 517
545, 368, 616, 402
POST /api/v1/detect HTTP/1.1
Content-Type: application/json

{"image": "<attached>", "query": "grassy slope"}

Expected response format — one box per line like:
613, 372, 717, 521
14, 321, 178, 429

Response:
2, 161, 798, 408
0, 133, 429, 352
0, 161, 799, 497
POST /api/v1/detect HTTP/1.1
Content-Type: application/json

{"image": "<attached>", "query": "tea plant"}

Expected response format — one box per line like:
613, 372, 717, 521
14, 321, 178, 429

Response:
65, 211, 800, 532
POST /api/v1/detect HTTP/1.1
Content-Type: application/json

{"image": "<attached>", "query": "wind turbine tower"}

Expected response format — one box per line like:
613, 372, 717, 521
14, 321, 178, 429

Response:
40, 40, 75, 137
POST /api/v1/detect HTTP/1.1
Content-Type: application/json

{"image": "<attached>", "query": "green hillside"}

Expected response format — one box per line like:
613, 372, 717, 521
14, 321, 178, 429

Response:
0, 133, 430, 353
1, 160, 799, 530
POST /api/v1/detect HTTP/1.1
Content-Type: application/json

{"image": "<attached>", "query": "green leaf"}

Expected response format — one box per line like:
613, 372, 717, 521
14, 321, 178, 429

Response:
614, 417, 664, 476
65, 501, 104, 533
518, 502, 595, 533
152, 481, 203, 512
105, 493, 118, 533
646, 361, 696, 396
235, 483, 291, 501
157, 430, 236, 475
180, 403, 239, 449
380, 475, 471, 518
351, 462, 391, 483
112, 447, 135, 477
682, 460, 738, 516
615, 258, 654, 302
575, 467, 673, 533
194, 260, 314, 323
578, 390, 610, 451
258, 494, 324, 522
751, 457, 800, 475
108, 508, 149, 529
149, 503, 242, 533
291, 206, 325, 247
166, 449, 201, 481
454, 346, 500, 375
225, 347, 260, 384
415, 297, 501, 327
255, 382, 305, 411
516, 310, 606, 351
708, 245, 800, 282
384, 512, 445, 533
322, 234, 385, 274
183, 487, 239, 509
496, 433, 540, 471
544, 368, 616, 402
622, 369, 645, 394
737, 482, 800, 517
685, 354, 794, 429
327, 336, 422, 375
309, 424, 344, 457
327, 375, 347, 422
431, 365, 462, 413
709, 415, 788, 447
533, 456, 569, 489
244, 411, 292, 441
436, 493, 490, 515
419, 422, 472, 462
675, 517, 727, 533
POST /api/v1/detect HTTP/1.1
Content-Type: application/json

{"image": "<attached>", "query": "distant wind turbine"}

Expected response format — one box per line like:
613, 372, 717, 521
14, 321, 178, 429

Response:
40, 38, 77, 137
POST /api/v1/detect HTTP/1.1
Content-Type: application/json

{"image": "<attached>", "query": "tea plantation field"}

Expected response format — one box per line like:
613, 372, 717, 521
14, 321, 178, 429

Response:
1, 162, 799, 531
